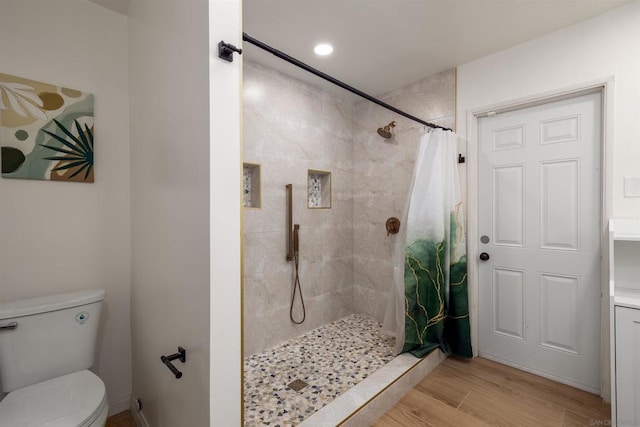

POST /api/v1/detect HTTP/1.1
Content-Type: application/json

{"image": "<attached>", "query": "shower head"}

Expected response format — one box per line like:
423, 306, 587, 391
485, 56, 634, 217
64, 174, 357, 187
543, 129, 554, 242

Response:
377, 121, 396, 139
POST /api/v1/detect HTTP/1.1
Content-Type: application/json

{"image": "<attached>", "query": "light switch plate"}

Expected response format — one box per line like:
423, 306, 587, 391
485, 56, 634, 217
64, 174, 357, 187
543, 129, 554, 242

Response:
624, 176, 640, 197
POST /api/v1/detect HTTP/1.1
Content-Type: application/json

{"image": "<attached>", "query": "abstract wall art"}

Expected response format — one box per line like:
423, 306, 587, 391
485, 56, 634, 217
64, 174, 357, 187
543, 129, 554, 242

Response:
0, 72, 94, 182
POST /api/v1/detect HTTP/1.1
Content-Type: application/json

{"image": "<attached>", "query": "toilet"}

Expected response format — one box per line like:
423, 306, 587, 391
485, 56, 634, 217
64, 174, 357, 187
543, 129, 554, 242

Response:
0, 289, 109, 427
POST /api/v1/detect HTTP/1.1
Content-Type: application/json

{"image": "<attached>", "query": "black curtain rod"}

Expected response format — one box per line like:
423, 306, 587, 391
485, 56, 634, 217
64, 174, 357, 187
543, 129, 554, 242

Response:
242, 32, 452, 132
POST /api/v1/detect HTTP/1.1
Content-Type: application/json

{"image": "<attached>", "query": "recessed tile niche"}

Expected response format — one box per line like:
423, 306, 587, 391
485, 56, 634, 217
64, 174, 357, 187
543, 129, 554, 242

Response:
308, 170, 331, 209
243, 163, 261, 208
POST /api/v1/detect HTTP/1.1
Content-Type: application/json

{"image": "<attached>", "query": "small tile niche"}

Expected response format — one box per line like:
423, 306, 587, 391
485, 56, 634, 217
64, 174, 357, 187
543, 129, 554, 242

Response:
243, 163, 261, 208
308, 170, 331, 209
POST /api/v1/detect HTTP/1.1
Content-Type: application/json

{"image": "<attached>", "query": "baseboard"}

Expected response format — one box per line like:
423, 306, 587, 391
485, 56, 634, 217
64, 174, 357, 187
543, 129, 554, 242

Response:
130, 396, 150, 427
108, 395, 132, 417
479, 351, 600, 394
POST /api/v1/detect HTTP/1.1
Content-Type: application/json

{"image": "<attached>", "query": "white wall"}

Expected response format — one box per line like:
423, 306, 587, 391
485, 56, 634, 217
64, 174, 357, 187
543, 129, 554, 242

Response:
457, 1, 640, 218
209, 0, 242, 422
0, 0, 132, 415
128, 0, 213, 425
457, 0, 640, 399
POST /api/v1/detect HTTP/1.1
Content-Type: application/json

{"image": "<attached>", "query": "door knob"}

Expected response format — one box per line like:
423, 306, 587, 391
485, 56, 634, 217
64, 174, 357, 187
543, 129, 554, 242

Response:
479, 252, 490, 261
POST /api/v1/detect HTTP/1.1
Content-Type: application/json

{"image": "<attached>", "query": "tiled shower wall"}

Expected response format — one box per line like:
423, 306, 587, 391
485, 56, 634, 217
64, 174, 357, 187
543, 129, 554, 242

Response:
243, 62, 355, 356
352, 70, 456, 322
243, 61, 455, 355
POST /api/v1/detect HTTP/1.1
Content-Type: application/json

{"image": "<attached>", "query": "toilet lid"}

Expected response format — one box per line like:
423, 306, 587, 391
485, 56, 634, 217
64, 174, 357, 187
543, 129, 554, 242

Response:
0, 370, 106, 427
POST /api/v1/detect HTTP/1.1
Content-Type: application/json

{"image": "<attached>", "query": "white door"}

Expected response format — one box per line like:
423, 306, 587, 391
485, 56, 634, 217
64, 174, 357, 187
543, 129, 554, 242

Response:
478, 91, 602, 392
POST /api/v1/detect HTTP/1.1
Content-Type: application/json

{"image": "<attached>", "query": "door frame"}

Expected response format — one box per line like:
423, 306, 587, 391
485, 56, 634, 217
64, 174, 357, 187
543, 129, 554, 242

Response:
465, 78, 615, 400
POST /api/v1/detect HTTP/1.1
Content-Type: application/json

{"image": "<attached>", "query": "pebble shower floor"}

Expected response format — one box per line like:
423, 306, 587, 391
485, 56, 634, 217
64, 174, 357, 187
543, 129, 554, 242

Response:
243, 314, 396, 425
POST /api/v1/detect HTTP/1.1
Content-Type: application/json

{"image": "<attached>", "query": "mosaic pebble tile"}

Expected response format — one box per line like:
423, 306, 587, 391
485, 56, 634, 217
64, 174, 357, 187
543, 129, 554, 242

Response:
243, 166, 252, 207
308, 174, 322, 208
244, 314, 395, 426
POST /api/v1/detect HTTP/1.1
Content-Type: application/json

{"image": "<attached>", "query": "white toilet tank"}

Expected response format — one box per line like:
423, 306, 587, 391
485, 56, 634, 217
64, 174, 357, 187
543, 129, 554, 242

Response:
0, 289, 105, 393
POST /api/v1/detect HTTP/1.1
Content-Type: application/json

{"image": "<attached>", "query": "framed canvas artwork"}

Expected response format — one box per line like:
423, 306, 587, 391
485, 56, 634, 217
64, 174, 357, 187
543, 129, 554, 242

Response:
0, 72, 94, 182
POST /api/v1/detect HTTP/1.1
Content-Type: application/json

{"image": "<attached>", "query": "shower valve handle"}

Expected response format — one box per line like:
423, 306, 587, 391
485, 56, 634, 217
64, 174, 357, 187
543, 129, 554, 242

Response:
386, 217, 400, 236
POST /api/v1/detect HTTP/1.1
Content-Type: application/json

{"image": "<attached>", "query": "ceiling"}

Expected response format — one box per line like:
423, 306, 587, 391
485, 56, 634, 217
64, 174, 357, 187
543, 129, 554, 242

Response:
243, 0, 634, 98
88, 0, 634, 98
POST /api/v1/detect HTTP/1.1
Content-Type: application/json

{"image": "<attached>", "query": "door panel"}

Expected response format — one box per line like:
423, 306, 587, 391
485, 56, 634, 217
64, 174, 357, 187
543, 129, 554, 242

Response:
493, 165, 525, 247
493, 125, 525, 151
540, 159, 580, 251
539, 273, 580, 354
493, 268, 526, 339
540, 115, 580, 144
478, 92, 601, 392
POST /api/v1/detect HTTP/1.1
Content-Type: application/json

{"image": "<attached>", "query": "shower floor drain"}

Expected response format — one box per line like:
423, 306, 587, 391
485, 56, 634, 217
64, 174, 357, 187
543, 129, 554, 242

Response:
288, 379, 309, 392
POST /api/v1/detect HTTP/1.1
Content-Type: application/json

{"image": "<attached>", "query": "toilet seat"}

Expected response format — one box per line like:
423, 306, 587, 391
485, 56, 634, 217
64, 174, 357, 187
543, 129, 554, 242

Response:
0, 370, 108, 427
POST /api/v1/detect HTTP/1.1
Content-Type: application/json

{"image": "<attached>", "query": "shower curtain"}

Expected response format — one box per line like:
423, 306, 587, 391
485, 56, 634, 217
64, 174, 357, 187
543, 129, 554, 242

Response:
383, 129, 472, 358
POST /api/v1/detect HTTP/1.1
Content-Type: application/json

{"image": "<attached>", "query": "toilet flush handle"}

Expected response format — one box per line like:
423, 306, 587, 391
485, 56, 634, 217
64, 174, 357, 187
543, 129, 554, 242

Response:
0, 322, 17, 332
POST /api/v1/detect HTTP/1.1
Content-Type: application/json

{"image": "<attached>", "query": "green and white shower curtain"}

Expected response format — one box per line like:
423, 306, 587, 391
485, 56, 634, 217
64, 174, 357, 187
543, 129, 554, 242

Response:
383, 129, 472, 358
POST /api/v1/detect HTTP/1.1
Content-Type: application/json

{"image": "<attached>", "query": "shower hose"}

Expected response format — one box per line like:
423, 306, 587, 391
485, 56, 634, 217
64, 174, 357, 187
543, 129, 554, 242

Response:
290, 227, 306, 324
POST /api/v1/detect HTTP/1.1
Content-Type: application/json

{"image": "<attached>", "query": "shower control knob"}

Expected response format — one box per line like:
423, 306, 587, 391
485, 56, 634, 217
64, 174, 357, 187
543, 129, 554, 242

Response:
385, 217, 401, 236
479, 252, 490, 261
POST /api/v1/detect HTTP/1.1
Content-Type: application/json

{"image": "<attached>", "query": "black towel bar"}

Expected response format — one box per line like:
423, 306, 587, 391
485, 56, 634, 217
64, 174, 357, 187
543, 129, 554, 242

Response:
161, 347, 186, 379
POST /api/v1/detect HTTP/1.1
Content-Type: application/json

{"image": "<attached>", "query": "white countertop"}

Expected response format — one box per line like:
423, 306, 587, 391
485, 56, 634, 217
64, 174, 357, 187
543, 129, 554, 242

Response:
610, 218, 640, 241
614, 287, 640, 310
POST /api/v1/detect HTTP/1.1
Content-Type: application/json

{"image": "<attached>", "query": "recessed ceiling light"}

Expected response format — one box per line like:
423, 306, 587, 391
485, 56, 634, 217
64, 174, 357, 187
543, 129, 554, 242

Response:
314, 43, 333, 56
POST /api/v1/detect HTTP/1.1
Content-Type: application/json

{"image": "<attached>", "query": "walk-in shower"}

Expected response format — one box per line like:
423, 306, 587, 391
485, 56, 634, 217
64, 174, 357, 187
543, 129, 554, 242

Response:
242, 33, 462, 424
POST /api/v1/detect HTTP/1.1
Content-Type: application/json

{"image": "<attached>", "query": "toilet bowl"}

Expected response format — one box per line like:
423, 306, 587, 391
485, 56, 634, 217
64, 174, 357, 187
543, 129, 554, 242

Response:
0, 290, 108, 427
0, 370, 108, 427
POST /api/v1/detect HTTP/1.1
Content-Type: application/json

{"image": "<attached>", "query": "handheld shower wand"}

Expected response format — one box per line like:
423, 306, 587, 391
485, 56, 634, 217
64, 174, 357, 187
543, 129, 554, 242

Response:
290, 224, 305, 324
286, 184, 305, 324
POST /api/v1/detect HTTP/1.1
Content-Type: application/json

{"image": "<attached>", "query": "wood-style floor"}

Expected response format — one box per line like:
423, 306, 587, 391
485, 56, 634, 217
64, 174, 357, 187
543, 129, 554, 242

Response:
374, 357, 611, 427
107, 357, 610, 426
106, 410, 136, 427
